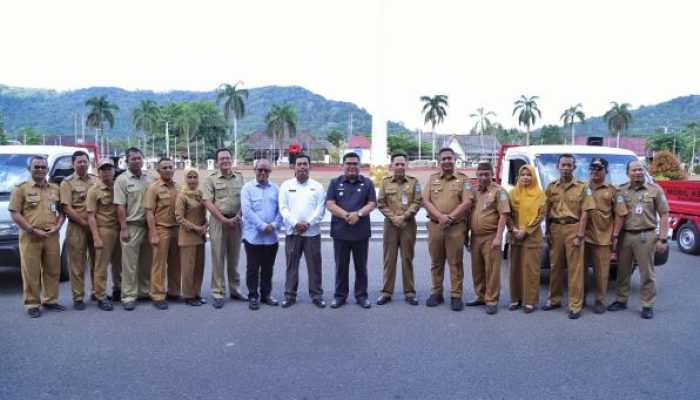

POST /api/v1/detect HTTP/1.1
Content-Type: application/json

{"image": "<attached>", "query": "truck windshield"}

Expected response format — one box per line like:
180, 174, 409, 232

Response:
536, 153, 646, 188
0, 154, 44, 195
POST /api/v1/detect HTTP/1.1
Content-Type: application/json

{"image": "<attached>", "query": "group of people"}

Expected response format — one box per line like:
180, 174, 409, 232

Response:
9, 146, 668, 320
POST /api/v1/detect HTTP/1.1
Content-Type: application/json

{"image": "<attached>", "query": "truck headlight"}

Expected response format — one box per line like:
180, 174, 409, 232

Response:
0, 222, 20, 237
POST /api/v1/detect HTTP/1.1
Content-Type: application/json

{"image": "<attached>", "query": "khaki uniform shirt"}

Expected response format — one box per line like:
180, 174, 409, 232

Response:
113, 170, 152, 222
586, 182, 628, 245
545, 178, 595, 220
59, 173, 98, 219
619, 182, 669, 231
8, 180, 61, 231
175, 192, 207, 246
145, 180, 180, 228
86, 182, 119, 229
202, 170, 245, 216
423, 171, 473, 223
471, 182, 511, 235
377, 175, 422, 220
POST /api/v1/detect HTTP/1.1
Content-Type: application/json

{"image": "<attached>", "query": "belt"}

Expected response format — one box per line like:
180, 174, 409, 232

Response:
126, 220, 146, 226
428, 218, 462, 225
551, 217, 579, 225
623, 228, 655, 234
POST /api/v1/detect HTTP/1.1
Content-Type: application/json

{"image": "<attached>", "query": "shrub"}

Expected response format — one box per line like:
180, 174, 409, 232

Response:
649, 150, 686, 180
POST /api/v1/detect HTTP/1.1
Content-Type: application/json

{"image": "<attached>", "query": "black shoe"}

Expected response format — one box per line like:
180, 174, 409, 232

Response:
451, 297, 463, 311
261, 297, 279, 306
358, 298, 371, 309
524, 305, 535, 314
426, 294, 444, 307
230, 292, 248, 301
405, 296, 419, 306
153, 300, 168, 310
607, 301, 627, 312
111, 290, 122, 303
485, 304, 498, 315
376, 295, 391, 305
542, 303, 562, 311
641, 307, 654, 319
27, 307, 41, 318
123, 301, 135, 311
73, 300, 86, 311
249, 298, 260, 310
465, 299, 485, 307
195, 295, 207, 305
212, 298, 224, 309
90, 294, 98, 301
569, 310, 581, 319
165, 294, 182, 302
330, 299, 346, 309
594, 303, 606, 314
185, 298, 202, 307
42, 303, 66, 311
137, 295, 152, 302
98, 299, 113, 311
312, 299, 326, 309
508, 302, 521, 311
281, 298, 296, 308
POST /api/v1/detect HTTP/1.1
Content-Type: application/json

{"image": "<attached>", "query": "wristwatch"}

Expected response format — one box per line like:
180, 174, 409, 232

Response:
357, 210, 364, 218
658, 238, 667, 244
26, 226, 34, 234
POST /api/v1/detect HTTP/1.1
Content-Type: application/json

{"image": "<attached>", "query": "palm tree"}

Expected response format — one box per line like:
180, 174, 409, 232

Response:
603, 102, 633, 148
470, 107, 496, 155
85, 95, 119, 149
172, 103, 201, 163
265, 104, 297, 165
132, 100, 160, 154
560, 103, 585, 145
217, 82, 248, 166
512, 95, 541, 146
420, 94, 449, 161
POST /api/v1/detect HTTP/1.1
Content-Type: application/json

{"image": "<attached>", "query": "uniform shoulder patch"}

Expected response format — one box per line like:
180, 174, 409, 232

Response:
415, 183, 422, 192
586, 188, 592, 196
464, 181, 471, 190
498, 192, 508, 202
615, 195, 624, 203
660, 194, 667, 203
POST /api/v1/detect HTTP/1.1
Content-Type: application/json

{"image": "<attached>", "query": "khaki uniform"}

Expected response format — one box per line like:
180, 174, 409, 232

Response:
508, 202, 546, 307
86, 182, 122, 300
615, 182, 669, 307
145, 180, 181, 301
175, 191, 207, 300
545, 178, 595, 312
8, 180, 62, 308
377, 175, 422, 297
423, 172, 473, 297
114, 170, 153, 303
202, 170, 245, 299
470, 183, 510, 306
60, 172, 98, 301
584, 183, 628, 306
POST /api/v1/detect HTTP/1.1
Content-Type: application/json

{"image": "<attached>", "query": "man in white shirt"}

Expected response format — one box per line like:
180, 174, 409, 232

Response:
278, 155, 326, 308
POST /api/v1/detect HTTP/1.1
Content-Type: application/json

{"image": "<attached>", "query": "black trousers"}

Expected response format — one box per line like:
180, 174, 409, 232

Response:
333, 238, 369, 301
284, 235, 323, 301
243, 241, 278, 299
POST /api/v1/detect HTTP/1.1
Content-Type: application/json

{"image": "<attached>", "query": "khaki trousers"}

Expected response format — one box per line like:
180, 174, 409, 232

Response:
120, 224, 152, 303
470, 233, 502, 305
209, 216, 242, 299
584, 243, 610, 306
180, 244, 205, 299
548, 223, 585, 312
93, 227, 122, 300
509, 236, 541, 306
150, 226, 181, 301
66, 222, 96, 301
381, 219, 417, 296
615, 231, 657, 307
427, 221, 465, 297
19, 232, 60, 308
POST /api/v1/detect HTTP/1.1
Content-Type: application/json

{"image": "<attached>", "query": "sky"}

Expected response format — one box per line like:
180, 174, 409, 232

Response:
2, 0, 700, 134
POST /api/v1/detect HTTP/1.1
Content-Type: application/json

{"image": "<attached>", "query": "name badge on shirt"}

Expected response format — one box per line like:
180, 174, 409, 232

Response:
634, 203, 643, 214
50, 202, 57, 213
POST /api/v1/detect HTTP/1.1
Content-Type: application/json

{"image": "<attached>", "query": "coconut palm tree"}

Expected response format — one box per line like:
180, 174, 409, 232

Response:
172, 103, 201, 162
217, 82, 248, 166
560, 103, 586, 145
420, 94, 449, 161
470, 107, 496, 154
512, 95, 541, 146
85, 95, 119, 148
603, 102, 633, 148
132, 100, 160, 153
265, 104, 297, 165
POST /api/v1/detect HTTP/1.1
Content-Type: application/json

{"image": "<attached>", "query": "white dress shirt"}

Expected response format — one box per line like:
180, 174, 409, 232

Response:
278, 177, 326, 237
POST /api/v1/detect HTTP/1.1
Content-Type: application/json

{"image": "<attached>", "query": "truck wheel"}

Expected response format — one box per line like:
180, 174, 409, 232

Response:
60, 241, 69, 282
677, 222, 700, 255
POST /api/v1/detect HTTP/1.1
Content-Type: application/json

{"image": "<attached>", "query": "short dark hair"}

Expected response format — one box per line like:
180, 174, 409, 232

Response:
438, 147, 455, 157
558, 153, 576, 166
477, 162, 493, 171
215, 148, 232, 161
71, 150, 89, 164
158, 158, 173, 166
295, 154, 311, 165
626, 159, 643, 173
126, 147, 143, 160
391, 152, 407, 163
28, 155, 47, 169
343, 152, 361, 163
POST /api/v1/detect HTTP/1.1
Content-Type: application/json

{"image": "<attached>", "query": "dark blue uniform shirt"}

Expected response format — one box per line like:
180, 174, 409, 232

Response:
326, 174, 377, 241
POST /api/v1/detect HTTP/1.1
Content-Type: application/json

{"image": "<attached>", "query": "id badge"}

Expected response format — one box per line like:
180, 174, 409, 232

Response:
401, 192, 408, 205
50, 202, 57, 213
634, 203, 643, 214
640, 234, 647, 244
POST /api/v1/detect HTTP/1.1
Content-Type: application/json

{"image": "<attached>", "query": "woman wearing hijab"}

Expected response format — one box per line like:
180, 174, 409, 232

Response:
508, 165, 546, 313
175, 168, 208, 306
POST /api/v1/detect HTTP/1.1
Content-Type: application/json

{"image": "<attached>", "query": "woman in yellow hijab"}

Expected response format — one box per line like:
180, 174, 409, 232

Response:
508, 165, 546, 313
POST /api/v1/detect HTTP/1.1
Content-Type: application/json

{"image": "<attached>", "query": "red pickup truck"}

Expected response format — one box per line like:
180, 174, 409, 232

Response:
657, 180, 700, 255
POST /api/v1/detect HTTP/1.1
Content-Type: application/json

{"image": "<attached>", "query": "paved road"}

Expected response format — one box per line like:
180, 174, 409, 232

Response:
1, 241, 699, 400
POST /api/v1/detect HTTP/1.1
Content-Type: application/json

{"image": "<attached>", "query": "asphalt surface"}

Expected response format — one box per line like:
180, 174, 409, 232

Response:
1, 241, 699, 400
